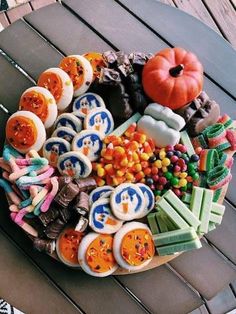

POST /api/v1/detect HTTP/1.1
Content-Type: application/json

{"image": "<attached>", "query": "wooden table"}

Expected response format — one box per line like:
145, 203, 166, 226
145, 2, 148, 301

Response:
0, 1, 236, 313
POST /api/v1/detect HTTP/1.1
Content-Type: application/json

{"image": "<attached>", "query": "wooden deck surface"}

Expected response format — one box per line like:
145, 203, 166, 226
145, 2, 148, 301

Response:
0, 1, 235, 314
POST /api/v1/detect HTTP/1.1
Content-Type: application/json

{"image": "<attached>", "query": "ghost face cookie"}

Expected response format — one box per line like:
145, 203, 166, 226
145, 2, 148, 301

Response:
89, 198, 123, 234
78, 233, 118, 277
110, 183, 145, 221
89, 185, 114, 206
136, 183, 155, 218
54, 113, 82, 132
72, 130, 104, 161
52, 127, 76, 143
57, 151, 92, 179
43, 137, 70, 167
73, 93, 105, 117
84, 108, 114, 135
113, 222, 155, 271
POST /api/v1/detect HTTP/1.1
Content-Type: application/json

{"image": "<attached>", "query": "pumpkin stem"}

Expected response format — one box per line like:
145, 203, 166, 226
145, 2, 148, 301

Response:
169, 64, 184, 77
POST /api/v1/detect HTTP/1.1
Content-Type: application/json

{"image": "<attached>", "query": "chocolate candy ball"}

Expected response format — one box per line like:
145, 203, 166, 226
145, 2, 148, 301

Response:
149, 155, 157, 163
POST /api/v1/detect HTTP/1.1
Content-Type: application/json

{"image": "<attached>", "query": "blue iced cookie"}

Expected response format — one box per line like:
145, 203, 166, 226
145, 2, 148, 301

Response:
89, 198, 123, 234
137, 183, 155, 218
72, 130, 104, 161
89, 185, 114, 206
110, 183, 145, 221
73, 93, 105, 117
43, 137, 70, 167
52, 127, 77, 143
57, 151, 92, 179
72, 110, 85, 122
84, 108, 114, 135
54, 113, 82, 132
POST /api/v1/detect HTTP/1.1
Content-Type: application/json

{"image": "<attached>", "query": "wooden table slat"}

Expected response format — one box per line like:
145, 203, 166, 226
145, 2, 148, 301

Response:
0, 12, 10, 29
24, 3, 112, 55
0, 228, 80, 314
61, 0, 167, 53
30, 0, 56, 10
189, 305, 210, 314
0, 19, 63, 80
170, 239, 236, 300
205, 200, 236, 264
112, 0, 236, 99
0, 196, 147, 314
117, 265, 203, 314
204, 0, 236, 48
205, 286, 236, 314
6, 3, 32, 23
172, 0, 221, 35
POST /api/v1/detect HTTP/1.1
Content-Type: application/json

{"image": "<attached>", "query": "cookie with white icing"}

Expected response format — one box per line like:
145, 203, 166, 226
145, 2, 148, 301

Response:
84, 108, 114, 135
89, 185, 114, 206
110, 183, 145, 221
52, 127, 76, 143
38, 67, 73, 111
73, 93, 105, 117
43, 137, 70, 167
54, 113, 82, 132
72, 130, 104, 161
89, 198, 123, 234
57, 151, 92, 178
78, 232, 118, 277
136, 183, 155, 218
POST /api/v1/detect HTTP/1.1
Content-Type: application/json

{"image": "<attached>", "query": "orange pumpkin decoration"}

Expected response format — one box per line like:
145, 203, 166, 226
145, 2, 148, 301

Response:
142, 47, 204, 110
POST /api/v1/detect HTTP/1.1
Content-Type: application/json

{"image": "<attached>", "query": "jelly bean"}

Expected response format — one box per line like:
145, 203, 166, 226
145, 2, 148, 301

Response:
188, 163, 196, 171
152, 174, 159, 182
146, 177, 154, 185
154, 190, 162, 196
170, 155, 178, 163
144, 167, 152, 176
135, 171, 145, 181
173, 188, 181, 197
162, 166, 168, 173
179, 178, 187, 187
154, 160, 162, 169
164, 172, 173, 180
174, 165, 181, 172
149, 155, 157, 163
179, 172, 188, 179
151, 167, 158, 175
150, 184, 155, 190
171, 177, 179, 186
159, 151, 166, 160
195, 147, 202, 155
141, 161, 149, 169
162, 158, 171, 167
156, 184, 164, 191
190, 154, 200, 162
192, 172, 200, 180
187, 176, 193, 183
166, 151, 174, 158
165, 145, 174, 151
174, 150, 182, 158
158, 177, 167, 185
181, 185, 188, 192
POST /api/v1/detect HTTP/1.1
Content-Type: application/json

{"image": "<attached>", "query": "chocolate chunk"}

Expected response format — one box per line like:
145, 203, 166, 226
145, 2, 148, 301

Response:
33, 238, 56, 254
75, 216, 88, 232
102, 51, 117, 67
99, 68, 121, 85
74, 177, 97, 192
74, 192, 89, 216
116, 51, 133, 77
54, 182, 80, 208
58, 176, 72, 191
45, 218, 65, 239
106, 83, 133, 120
59, 207, 72, 223
38, 207, 59, 227
186, 101, 220, 136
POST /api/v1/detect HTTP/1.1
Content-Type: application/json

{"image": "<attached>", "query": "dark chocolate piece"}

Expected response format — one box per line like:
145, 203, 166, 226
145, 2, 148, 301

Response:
38, 207, 59, 227
74, 177, 97, 192
59, 207, 72, 223
33, 238, 56, 254
116, 51, 133, 77
186, 101, 220, 136
99, 68, 121, 85
45, 218, 65, 239
126, 72, 148, 112
54, 182, 79, 208
75, 216, 88, 232
106, 83, 133, 120
102, 51, 117, 67
58, 176, 72, 191
74, 192, 89, 216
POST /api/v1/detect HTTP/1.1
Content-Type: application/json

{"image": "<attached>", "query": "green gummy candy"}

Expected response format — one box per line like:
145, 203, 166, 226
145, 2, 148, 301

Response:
156, 238, 202, 256
190, 187, 204, 220
199, 189, 213, 234
180, 131, 195, 157
155, 212, 169, 233
153, 227, 197, 247
157, 198, 189, 229
182, 193, 192, 204
164, 190, 201, 230
147, 213, 159, 235
111, 112, 142, 136
211, 202, 225, 215
209, 213, 222, 225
